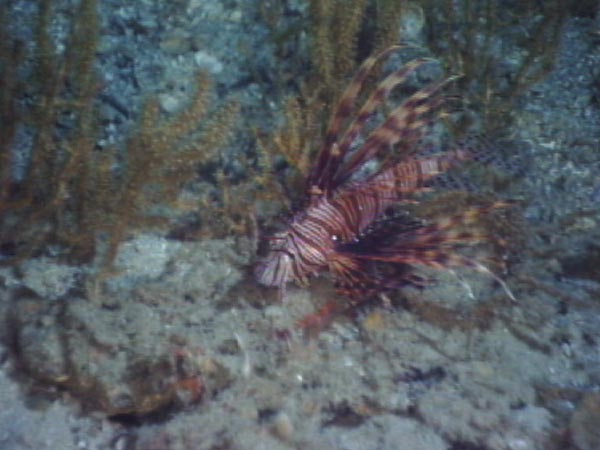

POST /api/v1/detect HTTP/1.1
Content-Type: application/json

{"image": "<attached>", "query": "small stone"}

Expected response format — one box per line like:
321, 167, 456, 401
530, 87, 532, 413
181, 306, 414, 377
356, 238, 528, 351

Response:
398, 2, 425, 42
160, 34, 191, 55
158, 93, 183, 114
272, 411, 294, 440
21, 257, 80, 300
229, 9, 242, 22
194, 51, 223, 75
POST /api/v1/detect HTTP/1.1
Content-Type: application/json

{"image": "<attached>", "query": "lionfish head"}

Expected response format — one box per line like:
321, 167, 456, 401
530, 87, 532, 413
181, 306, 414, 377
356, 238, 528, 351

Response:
254, 242, 293, 287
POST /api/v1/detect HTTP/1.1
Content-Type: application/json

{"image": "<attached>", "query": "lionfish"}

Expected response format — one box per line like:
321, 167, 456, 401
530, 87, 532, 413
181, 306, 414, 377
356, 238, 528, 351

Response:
255, 46, 512, 326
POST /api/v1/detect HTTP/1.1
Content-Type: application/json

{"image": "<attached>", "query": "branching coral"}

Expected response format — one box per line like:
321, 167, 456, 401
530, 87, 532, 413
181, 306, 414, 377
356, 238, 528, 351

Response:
0, 0, 238, 271
420, 0, 567, 135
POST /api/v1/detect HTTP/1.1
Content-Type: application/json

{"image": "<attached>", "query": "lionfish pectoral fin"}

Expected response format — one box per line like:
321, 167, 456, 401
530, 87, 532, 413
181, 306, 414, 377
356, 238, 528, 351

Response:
327, 253, 373, 294
350, 206, 516, 302
327, 250, 418, 298
336, 247, 430, 293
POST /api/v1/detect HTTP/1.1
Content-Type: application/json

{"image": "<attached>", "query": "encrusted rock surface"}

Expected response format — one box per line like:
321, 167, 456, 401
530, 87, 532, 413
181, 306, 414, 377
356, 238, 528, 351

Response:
1, 1, 600, 450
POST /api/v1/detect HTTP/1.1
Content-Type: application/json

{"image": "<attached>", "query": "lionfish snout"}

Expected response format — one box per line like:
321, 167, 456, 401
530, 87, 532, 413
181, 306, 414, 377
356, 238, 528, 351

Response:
255, 251, 292, 287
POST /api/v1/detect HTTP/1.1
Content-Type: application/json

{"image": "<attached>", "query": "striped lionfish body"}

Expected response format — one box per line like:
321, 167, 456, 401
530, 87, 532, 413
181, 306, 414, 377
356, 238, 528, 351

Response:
256, 46, 509, 312
255, 151, 469, 288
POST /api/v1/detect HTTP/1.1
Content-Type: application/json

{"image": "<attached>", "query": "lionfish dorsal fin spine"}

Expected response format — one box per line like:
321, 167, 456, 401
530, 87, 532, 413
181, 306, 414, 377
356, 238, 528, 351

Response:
334, 75, 457, 187
307, 45, 403, 196
335, 58, 432, 162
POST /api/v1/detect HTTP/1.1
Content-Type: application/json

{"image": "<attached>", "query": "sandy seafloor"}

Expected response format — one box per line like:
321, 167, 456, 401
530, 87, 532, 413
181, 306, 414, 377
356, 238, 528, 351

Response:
1, 2, 600, 450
